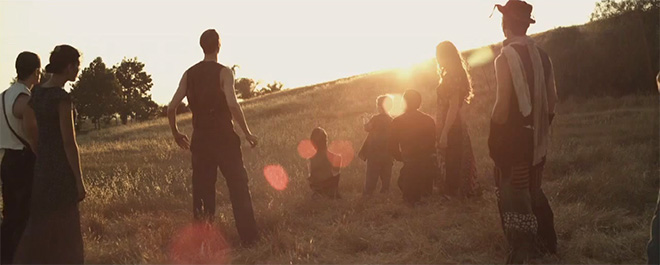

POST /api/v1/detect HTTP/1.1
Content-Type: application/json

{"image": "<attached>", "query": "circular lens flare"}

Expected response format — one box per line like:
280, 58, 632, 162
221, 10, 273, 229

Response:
388, 94, 406, 116
382, 95, 394, 114
297, 139, 317, 159
169, 223, 230, 264
263, 164, 289, 191
328, 140, 354, 168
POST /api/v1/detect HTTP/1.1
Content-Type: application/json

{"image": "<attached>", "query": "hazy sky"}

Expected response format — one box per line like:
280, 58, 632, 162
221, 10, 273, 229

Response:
0, 0, 598, 104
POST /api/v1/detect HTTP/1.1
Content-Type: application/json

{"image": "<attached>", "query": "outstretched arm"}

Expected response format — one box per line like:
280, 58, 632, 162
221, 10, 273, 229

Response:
546, 59, 558, 117
438, 94, 459, 149
59, 98, 85, 201
221, 68, 258, 147
492, 55, 512, 124
436, 88, 448, 141
168, 72, 190, 149
22, 104, 38, 154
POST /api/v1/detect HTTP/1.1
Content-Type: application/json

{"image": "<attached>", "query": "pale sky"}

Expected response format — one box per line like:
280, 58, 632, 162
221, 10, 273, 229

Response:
0, 0, 597, 104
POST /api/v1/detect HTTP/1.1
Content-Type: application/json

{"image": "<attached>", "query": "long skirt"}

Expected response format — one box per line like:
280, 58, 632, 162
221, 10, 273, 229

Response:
13, 204, 84, 264
440, 118, 480, 197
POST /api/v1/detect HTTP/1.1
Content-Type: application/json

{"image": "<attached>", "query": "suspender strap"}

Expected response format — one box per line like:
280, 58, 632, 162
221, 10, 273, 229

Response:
2, 91, 31, 148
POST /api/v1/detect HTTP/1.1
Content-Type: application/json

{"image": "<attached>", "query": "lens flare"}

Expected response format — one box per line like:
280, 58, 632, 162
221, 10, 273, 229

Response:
263, 164, 289, 191
467, 46, 495, 67
297, 139, 317, 159
382, 95, 394, 114
169, 223, 230, 264
387, 94, 406, 117
328, 140, 354, 168
397, 66, 414, 80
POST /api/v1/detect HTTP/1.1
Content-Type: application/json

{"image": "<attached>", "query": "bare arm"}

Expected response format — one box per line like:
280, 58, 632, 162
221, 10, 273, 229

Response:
331, 154, 342, 176
168, 72, 190, 149
546, 59, 558, 115
59, 98, 85, 201
440, 95, 460, 140
12, 93, 29, 119
221, 68, 258, 146
22, 104, 38, 154
491, 55, 513, 125
436, 89, 449, 139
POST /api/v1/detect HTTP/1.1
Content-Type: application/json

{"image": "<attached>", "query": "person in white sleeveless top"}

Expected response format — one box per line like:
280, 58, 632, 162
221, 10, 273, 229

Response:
0, 51, 41, 265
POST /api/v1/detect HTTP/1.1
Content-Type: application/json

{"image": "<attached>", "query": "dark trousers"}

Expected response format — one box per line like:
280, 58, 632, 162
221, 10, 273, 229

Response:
494, 161, 557, 264
191, 130, 259, 245
398, 157, 435, 205
363, 159, 392, 195
1, 149, 35, 264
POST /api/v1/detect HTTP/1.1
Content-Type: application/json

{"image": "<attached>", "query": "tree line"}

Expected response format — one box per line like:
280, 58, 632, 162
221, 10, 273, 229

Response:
590, 0, 658, 21
10, 59, 286, 130
69, 57, 158, 130
232, 65, 284, 100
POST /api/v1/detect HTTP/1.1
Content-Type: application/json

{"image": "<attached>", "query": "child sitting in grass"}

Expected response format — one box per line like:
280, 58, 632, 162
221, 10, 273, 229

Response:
308, 127, 342, 199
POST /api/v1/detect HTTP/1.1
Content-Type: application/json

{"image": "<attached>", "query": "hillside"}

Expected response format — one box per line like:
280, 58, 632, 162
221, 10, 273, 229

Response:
76, 71, 657, 263
3, 9, 660, 264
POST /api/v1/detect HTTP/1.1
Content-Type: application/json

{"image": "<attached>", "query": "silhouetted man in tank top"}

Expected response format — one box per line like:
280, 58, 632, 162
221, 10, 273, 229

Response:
168, 29, 259, 246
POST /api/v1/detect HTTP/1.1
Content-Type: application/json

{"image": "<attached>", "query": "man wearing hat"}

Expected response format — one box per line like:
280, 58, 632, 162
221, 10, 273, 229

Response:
488, 0, 559, 263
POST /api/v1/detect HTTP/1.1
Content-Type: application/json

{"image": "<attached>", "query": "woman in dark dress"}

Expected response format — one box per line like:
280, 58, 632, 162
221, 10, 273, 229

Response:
308, 127, 341, 199
14, 45, 86, 264
435, 41, 480, 198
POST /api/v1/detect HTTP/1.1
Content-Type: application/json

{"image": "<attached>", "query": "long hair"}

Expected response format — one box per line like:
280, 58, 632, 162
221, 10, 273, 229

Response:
310, 127, 328, 152
436, 41, 474, 104
45, 45, 80, 74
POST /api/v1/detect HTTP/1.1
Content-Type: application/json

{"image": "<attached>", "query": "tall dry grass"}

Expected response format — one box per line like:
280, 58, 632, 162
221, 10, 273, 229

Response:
2, 10, 659, 263
63, 63, 658, 263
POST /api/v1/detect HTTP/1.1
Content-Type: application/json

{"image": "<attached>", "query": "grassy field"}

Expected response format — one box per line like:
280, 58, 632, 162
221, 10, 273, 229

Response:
53, 62, 658, 264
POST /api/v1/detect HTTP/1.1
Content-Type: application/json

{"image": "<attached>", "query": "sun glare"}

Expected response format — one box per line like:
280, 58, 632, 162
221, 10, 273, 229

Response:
466, 46, 496, 68
387, 94, 406, 117
263, 164, 289, 191
328, 140, 354, 168
396, 65, 415, 81
297, 139, 317, 159
169, 223, 230, 264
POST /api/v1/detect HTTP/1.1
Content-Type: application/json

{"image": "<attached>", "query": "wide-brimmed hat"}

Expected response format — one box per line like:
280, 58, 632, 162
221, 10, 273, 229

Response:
495, 0, 536, 24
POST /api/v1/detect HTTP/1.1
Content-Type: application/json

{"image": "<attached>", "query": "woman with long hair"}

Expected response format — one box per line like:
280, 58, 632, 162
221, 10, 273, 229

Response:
308, 127, 341, 199
435, 41, 480, 198
14, 45, 85, 264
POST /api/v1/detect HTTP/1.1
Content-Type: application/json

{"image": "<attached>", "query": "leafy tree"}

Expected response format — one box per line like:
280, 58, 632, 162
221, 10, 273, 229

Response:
70, 57, 121, 130
235, 77, 258, 99
114, 57, 156, 124
230, 64, 240, 75
591, 0, 659, 21
134, 96, 160, 121
264, 81, 284, 93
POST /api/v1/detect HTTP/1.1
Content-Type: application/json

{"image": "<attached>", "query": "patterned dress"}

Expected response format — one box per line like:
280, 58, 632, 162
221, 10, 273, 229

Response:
13, 86, 84, 264
436, 76, 480, 198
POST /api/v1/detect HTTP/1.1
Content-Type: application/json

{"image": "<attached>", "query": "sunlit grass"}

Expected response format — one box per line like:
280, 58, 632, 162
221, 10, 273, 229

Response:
2, 60, 657, 264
